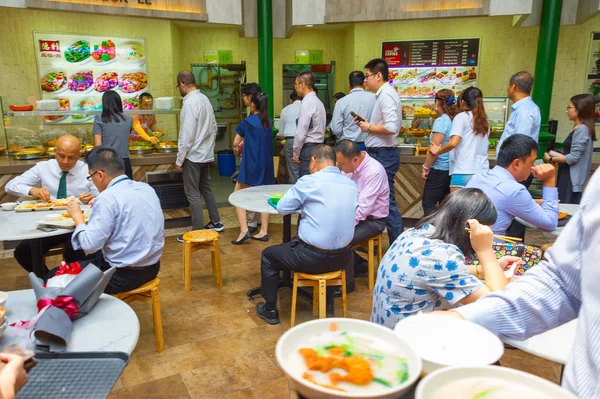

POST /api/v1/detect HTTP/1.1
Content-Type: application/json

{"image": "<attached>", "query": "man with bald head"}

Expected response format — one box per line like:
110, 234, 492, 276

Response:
6, 134, 99, 273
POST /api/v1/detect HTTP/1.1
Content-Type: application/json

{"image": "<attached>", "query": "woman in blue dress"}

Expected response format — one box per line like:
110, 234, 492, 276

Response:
232, 92, 276, 245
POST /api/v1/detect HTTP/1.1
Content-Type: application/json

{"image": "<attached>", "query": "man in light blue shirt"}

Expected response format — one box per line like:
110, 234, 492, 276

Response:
278, 90, 302, 183
255, 144, 358, 325
467, 134, 558, 236
331, 71, 376, 151
62, 147, 164, 294
496, 71, 541, 158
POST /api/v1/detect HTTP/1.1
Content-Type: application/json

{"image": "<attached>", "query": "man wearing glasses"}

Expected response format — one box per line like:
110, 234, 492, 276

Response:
6, 135, 98, 274
293, 71, 327, 177
355, 58, 403, 244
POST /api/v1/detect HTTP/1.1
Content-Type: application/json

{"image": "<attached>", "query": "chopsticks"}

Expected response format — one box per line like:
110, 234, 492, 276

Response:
465, 228, 523, 244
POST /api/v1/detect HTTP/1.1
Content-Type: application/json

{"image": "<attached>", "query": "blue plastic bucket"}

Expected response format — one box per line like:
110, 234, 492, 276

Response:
217, 150, 236, 177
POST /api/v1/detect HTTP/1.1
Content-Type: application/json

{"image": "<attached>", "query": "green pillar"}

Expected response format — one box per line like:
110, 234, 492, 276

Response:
532, 0, 562, 157
258, 0, 274, 120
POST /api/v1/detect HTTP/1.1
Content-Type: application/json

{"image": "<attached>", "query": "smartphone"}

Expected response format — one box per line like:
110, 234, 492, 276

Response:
350, 111, 365, 122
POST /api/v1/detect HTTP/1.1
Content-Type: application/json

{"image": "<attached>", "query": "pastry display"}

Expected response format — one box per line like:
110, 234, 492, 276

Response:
64, 40, 90, 63
401, 105, 414, 117
91, 40, 116, 63
40, 71, 67, 92
94, 71, 119, 92
68, 70, 94, 92
119, 72, 147, 93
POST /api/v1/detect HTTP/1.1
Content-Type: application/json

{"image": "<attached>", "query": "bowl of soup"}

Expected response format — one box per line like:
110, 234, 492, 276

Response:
269, 193, 284, 205
276, 318, 422, 399
415, 365, 577, 399
394, 314, 504, 375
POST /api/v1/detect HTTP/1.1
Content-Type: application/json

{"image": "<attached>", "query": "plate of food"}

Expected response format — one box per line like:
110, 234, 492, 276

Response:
71, 97, 97, 122
40, 70, 68, 93
396, 69, 418, 85
37, 209, 91, 228
91, 40, 117, 65
64, 40, 91, 64
415, 365, 577, 399
122, 96, 140, 111
68, 70, 94, 93
277, 318, 422, 399
401, 105, 414, 117
94, 71, 119, 92
155, 141, 178, 153
15, 196, 76, 212
118, 41, 146, 67
118, 71, 148, 94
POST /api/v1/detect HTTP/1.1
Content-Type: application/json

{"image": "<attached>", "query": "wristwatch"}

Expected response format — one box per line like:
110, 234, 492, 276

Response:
549, 156, 553, 163
367, 125, 372, 134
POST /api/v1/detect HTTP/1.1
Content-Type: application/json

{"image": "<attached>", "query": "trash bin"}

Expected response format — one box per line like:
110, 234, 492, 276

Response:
217, 150, 236, 177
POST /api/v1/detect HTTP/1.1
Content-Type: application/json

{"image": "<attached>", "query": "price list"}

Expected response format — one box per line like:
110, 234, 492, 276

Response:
383, 38, 479, 67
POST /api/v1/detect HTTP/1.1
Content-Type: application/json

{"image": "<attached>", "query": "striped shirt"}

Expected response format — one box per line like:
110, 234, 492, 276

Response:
456, 167, 600, 399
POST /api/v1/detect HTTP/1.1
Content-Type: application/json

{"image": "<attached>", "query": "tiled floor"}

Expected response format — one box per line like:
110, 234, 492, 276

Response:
0, 208, 563, 398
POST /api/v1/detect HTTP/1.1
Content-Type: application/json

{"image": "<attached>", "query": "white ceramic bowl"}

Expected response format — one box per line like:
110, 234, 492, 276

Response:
415, 365, 577, 399
276, 318, 422, 399
1, 202, 17, 211
44, 213, 64, 221
0, 291, 6, 307
394, 314, 504, 375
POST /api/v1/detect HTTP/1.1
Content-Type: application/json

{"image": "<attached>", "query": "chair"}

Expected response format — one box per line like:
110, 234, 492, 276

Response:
114, 277, 164, 352
353, 234, 383, 290
290, 270, 347, 327
182, 230, 222, 292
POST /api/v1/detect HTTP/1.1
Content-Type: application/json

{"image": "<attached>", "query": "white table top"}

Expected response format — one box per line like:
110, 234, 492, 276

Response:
515, 203, 580, 236
505, 320, 577, 365
228, 184, 298, 214
0, 209, 74, 241
0, 289, 139, 354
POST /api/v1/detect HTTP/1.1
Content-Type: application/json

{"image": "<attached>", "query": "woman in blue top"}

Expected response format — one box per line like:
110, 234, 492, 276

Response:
421, 89, 459, 216
231, 92, 276, 245
371, 188, 520, 329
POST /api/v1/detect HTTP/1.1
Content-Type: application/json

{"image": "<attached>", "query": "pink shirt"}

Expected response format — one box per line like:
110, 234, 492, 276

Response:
345, 152, 389, 225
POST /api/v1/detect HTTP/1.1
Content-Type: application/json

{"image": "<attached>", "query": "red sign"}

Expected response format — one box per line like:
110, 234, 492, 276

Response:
382, 43, 402, 67
39, 40, 60, 53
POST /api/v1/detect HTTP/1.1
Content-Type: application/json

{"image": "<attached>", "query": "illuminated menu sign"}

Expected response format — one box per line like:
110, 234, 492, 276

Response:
382, 38, 480, 68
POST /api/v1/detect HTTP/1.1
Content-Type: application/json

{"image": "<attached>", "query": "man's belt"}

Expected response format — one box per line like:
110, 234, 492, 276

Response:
302, 142, 323, 148
300, 240, 349, 255
366, 146, 397, 153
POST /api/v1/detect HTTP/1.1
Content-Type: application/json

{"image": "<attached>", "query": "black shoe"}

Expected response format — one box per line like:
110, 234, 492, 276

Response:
231, 231, 252, 245
333, 282, 356, 298
251, 234, 269, 242
248, 225, 259, 234
256, 302, 280, 325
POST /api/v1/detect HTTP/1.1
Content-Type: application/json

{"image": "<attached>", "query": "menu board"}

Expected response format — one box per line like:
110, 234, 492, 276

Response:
585, 32, 600, 124
382, 38, 480, 98
34, 33, 148, 123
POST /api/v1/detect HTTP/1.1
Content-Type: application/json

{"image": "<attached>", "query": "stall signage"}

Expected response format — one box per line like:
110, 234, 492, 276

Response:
382, 38, 480, 68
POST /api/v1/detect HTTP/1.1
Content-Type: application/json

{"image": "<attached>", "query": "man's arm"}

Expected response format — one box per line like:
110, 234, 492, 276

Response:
71, 197, 115, 254
330, 102, 344, 138
176, 103, 197, 167
293, 102, 312, 159
276, 181, 305, 215
355, 172, 388, 225
5, 165, 43, 198
512, 109, 537, 137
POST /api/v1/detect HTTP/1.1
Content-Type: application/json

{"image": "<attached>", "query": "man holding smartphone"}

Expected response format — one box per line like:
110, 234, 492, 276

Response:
355, 58, 403, 244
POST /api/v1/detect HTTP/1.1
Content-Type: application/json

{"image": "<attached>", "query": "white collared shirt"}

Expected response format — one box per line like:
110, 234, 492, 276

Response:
176, 90, 218, 166
6, 159, 99, 199
278, 100, 302, 138
293, 91, 327, 158
365, 83, 401, 148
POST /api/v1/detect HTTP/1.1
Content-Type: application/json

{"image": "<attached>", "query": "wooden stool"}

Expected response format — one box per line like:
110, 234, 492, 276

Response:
291, 270, 347, 327
182, 230, 222, 292
114, 277, 164, 352
353, 234, 383, 290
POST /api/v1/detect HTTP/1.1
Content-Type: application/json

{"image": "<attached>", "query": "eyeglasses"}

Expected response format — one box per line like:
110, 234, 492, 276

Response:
175, 82, 181, 89
364, 73, 378, 80
86, 170, 100, 181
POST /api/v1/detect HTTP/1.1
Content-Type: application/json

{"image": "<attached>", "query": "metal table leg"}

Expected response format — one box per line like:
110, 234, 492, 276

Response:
30, 238, 46, 279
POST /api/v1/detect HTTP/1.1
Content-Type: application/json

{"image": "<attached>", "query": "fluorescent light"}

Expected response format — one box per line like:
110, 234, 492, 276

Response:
305, 24, 314, 27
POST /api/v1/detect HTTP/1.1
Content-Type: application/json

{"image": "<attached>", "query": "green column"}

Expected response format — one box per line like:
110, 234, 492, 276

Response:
258, 0, 274, 120
532, 0, 563, 157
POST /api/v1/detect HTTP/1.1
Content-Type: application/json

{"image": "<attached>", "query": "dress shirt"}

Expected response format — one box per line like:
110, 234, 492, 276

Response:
278, 100, 302, 138
331, 88, 376, 143
365, 83, 401, 148
277, 166, 358, 250
456, 168, 600, 399
496, 97, 541, 157
293, 92, 327, 159
467, 166, 558, 235
6, 159, 99, 199
72, 175, 164, 268
344, 152, 389, 225
176, 90, 218, 166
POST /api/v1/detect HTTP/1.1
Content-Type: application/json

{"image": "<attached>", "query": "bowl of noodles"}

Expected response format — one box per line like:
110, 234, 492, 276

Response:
276, 318, 422, 399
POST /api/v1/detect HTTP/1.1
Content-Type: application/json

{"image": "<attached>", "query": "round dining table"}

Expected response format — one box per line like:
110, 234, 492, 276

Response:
0, 209, 77, 278
0, 289, 139, 354
515, 203, 580, 236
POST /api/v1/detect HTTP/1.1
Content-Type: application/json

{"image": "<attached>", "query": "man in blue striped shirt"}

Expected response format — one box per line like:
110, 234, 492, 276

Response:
447, 167, 600, 399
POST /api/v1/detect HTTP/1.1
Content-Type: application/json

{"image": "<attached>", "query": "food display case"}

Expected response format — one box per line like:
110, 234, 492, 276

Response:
398, 97, 509, 155
0, 96, 180, 160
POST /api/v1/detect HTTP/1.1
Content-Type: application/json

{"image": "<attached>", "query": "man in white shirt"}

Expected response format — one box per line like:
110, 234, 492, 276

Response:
355, 58, 403, 244
6, 135, 98, 273
278, 90, 302, 183
331, 71, 376, 151
293, 71, 327, 178
175, 70, 223, 242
